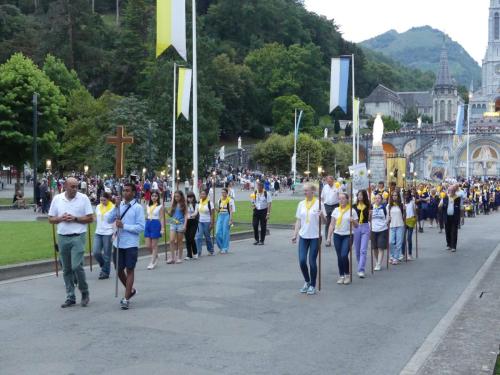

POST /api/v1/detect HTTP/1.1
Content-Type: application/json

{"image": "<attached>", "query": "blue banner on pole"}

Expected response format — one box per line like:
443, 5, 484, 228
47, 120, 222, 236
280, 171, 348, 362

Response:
455, 104, 464, 135
330, 57, 350, 114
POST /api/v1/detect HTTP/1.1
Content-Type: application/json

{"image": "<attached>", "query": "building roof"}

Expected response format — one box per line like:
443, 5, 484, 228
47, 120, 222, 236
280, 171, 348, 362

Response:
397, 91, 433, 108
363, 84, 405, 106
435, 44, 455, 88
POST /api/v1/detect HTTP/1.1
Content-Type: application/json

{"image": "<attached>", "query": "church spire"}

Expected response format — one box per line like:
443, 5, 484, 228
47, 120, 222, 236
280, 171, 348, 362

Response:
435, 43, 454, 88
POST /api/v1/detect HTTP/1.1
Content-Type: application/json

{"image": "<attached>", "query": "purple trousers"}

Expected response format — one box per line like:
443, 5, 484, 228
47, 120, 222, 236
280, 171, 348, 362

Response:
354, 223, 370, 273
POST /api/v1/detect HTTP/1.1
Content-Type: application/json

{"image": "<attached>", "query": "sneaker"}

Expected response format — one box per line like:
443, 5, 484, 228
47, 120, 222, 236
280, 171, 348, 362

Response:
343, 276, 351, 285
166, 259, 174, 264
398, 256, 404, 261
306, 285, 316, 295
419, 228, 424, 233
98, 273, 109, 280
337, 276, 345, 284
253, 241, 259, 245
374, 263, 381, 271
300, 282, 310, 293
120, 298, 129, 310
258, 242, 264, 246
61, 299, 76, 308
446, 246, 451, 251
407, 255, 413, 261
193, 254, 199, 259
184, 257, 191, 261
451, 248, 456, 252
147, 263, 154, 270
207, 252, 215, 256
358, 271, 365, 278
81, 292, 89, 307
175, 259, 183, 264
392, 260, 400, 265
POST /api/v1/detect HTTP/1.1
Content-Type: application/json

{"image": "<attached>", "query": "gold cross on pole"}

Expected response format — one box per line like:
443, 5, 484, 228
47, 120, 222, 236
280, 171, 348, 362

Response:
106, 126, 134, 178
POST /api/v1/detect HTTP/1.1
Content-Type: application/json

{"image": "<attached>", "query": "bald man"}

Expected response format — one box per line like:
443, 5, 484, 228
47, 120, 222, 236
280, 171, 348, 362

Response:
49, 177, 94, 308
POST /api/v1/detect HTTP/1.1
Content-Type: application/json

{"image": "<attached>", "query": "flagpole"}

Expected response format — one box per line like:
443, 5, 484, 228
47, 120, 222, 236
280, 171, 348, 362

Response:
351, 54, 356, 166
172, 62, 177, 195
293, 108, 297, 183
466, 95, 472, 180
192, 0, 199, 198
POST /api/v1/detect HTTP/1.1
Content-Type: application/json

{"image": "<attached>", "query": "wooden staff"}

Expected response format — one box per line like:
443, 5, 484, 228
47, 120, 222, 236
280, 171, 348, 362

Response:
51, 224, 59, 277
87, 224, 93, 271
387, 187, 391, 270
318, 172, 322, 291
349, 173, 353, 284
115, 204, 121, 298
212, 175, 216, 246
368, 175, 374, 275
415, 203, 419, 258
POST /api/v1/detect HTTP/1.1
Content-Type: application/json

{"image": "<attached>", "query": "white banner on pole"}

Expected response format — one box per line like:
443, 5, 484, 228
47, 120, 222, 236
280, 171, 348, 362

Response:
349, 163, 369, 194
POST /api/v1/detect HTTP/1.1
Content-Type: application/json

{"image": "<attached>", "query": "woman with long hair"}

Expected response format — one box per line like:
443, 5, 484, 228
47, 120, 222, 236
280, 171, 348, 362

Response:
93, 192, 115, 279
404, 190, 417, 261
292, 183, 323, 295
167, 191, 188, 264
216, 188, 234, 254
427, 188, 439, 228
326, 192, 359, 285
353, 189, 370, 278
184, 192, 199, 260
145, 191, 164, 269
370, 193, 388, 271
389, 190, 405, 265
196, 189, 215, 256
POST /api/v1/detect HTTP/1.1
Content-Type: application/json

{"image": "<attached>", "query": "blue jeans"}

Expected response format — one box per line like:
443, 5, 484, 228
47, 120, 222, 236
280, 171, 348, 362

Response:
333, 233, 350, 276
405, 226, 414, 255
298, 237, 319, 287
390, 226, 405, 260
216, 213, 230, 252
196, 221, 214, 255
93, 234, 113, 276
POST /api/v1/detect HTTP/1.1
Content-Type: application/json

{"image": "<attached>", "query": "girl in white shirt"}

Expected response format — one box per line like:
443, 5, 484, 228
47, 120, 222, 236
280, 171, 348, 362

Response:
370, 193, 389, 271
292, 183, 324, 295
404, 190, 417, 260
389, 190, 405, 265
93, 192, 115, 279
326, 193, 358, 285
145, 192, 164, 269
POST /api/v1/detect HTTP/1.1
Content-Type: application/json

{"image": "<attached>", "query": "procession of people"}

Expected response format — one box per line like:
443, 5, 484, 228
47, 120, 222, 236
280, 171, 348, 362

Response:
47, 169, 500, 308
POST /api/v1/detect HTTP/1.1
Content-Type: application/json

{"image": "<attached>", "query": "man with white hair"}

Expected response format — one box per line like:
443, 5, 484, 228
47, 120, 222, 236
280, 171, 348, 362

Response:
438, 184, 462, 252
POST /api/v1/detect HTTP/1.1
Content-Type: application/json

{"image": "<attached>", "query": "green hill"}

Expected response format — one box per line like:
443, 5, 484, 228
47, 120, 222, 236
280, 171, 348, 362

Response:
361, 26, 481, 87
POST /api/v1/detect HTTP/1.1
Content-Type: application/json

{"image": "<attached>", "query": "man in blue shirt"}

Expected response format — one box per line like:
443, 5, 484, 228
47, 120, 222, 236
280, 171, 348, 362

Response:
108, 182, 145, 310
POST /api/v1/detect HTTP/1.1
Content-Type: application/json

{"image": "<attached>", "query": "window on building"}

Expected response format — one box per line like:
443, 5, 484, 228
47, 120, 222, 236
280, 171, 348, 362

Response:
495, 13, 499, 40
440, 100, 445, 122
447, 100, 452, 120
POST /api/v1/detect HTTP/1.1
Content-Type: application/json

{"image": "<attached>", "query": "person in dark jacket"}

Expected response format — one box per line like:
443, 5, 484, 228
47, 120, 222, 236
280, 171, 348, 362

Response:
438, 185, 461, 252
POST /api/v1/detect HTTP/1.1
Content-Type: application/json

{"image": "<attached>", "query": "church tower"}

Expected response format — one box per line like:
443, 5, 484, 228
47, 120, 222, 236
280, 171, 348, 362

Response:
432, 44, 460, 124
481, 0, 500, 98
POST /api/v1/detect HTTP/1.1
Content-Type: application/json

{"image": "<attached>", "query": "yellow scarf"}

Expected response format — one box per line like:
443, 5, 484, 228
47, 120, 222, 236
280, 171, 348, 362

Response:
219, 197, 231, 212
98, 201, 114, 217
305, 197, 317, 224
356, 203, 366, 223
336, 204, 351, 227
147, 203, 158, 219
199, 198, 209, 213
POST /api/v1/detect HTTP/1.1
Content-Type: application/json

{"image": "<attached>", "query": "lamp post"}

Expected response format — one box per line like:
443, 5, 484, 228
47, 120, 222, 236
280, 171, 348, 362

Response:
466, 91, 472, 180
413, 172, 417, 187
402, 173, 406, 191
142, 168, 147, 183
176, 169, 180, 191
46, 159, 52, 195
292, 109, 304, 183
367, 169, 372, 198
84, 165, 89, 194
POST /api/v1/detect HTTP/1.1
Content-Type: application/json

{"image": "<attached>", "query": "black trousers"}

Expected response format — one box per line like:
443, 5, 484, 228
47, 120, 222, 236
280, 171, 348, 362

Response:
445, 214, 459, 250
253, 208, 268, 242
324, 204, 338, 239
185, 219, 198, 257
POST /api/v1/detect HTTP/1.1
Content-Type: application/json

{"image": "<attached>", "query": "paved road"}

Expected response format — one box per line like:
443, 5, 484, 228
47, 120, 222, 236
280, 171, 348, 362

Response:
0, 213, 498, 375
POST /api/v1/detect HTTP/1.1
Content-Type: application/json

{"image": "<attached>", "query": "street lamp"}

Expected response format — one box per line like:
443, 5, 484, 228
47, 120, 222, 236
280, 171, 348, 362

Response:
402, 173, 406, 190
46, 159, 52, 171
84, 165, 89, 174
176, 169, 180, 191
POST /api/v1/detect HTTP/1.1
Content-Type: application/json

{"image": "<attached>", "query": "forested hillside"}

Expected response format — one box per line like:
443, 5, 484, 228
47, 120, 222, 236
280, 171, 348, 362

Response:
0, 0, 435, 175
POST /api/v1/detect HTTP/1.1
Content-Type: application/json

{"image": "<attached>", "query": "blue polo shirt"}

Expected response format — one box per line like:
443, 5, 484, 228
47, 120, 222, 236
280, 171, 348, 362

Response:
107, 199, 145, 248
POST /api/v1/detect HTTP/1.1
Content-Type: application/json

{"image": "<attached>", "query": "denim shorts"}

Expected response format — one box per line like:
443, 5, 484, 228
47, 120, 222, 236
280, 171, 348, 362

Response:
170, 223, 185, 233
112, 247, 138, 271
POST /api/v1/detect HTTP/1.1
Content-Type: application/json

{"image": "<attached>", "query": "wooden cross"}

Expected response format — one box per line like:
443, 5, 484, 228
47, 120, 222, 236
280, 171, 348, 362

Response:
106, 126, 134, 178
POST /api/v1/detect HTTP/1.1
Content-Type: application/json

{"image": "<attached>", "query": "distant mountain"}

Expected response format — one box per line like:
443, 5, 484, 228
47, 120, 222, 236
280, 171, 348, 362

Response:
361, 26, 481, 87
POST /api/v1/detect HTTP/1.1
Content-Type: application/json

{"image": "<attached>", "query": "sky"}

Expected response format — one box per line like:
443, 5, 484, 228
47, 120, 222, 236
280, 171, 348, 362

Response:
304, 0, 490, 64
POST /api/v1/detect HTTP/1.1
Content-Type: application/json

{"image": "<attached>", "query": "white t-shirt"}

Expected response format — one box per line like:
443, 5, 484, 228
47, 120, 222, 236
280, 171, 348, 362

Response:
94, 204, 115, 235
253, 190, 272, 210
371, 205, 388, 232
405, 200, 415, 219
389, 205, 404, 228
198, 200, 213, 223
146, 204, 162, 220
321, 184, 339, 205
152, 181, 159, 191
48, 192, 93, 235
295, 199, 325, 239
332, 206, 358, 235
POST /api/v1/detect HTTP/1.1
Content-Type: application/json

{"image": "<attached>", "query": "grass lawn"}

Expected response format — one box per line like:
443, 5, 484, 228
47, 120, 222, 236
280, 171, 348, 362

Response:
233, 199, 298, 225
0, 197, 14, 205
495, 354, 500, 375
0, 221, 251, 266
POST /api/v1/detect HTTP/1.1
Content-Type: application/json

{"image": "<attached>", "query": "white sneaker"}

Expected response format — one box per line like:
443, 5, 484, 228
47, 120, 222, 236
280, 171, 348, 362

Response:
337, 276, 345, 284
306, 285, 316, 295
193, 254, 199, 259
343, 275, 351, 285
147, 263, 154, 270
300, 282, 310, 293
407, 255, 413, 261
184, 257, 191, 261
374, 263, 381, 271
358, 271, 365, 278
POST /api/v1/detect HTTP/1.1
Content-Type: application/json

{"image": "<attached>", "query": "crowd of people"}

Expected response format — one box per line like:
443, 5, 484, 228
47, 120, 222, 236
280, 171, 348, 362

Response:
46, 170, 499, 308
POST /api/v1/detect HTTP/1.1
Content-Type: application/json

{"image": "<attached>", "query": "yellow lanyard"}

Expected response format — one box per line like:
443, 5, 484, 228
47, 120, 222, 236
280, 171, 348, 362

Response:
199, 198, 209, 213
356, 203, 366, 223
98, 202, 114, 217
219, 197, 230, 212
304, 197, 317, 224
147, 204, 158, 219
336, 204, 351, 227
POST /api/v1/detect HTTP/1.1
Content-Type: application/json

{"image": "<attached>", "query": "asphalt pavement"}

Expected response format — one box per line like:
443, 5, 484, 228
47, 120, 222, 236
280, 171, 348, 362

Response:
0, 212, 499, 375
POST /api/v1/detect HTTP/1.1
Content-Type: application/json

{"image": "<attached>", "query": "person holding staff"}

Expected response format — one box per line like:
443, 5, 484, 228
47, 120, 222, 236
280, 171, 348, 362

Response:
184, 192, 199, 259
389, 190, 405, 265
168, 191, 188, 263
145, 191, 164, 269
195, 190, 215, 256
251, 181, 272, 246
321, 176, 339, 243
353, 190, 370, 278
216, 188, 235, 254
326, 192, 358, 285
292, 183, 324, 295
48, 177, 94, 308
107, 182, 145, 310
370, 194, 389, 271
93, 192, 114, 279
404, 190, 417, 260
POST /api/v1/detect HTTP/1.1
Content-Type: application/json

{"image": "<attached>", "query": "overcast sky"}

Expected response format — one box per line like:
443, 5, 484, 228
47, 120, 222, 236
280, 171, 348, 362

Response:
304, 0, 489, 64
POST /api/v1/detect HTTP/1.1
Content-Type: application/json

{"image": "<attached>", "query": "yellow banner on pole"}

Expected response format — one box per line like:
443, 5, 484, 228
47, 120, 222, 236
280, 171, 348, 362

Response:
156, 0, 187, 60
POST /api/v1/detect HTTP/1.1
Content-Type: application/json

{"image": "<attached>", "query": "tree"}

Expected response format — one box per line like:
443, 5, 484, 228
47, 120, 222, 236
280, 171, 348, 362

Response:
402, 106, 418, 123
272, 95, 315, 135
253, 133, 290, 173
0, 53, 65, 176
42, 54, 83, 97
382, 116, 401, 132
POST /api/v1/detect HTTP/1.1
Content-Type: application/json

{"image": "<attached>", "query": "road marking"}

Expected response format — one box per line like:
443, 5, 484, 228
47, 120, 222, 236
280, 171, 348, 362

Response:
400, 241, 500, 375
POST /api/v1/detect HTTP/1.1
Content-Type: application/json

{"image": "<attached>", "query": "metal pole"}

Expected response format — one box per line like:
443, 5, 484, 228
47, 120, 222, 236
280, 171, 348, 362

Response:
352, 54, 356, 166
172, 63, 177, 195
192, 0, 199, 198
32, 93, 38, 205
114, 205, 121, 298
148, 121, 152, 178
466, 103, 471, 180
293, 108, 297, 183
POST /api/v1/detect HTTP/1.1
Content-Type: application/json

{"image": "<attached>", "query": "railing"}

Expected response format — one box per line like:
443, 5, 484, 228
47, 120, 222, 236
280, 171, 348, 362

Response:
408, 137, 436, 161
